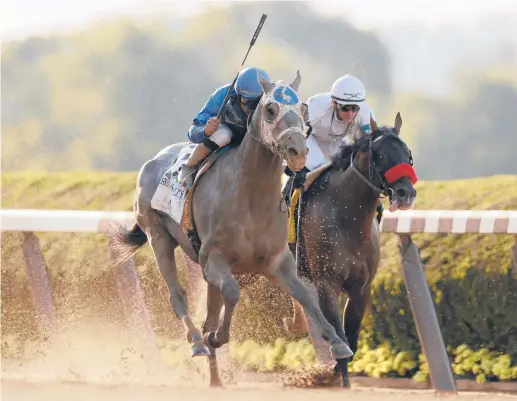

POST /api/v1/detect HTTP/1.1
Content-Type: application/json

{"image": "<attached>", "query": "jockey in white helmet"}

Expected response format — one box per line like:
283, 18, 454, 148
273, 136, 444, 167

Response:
284, 74, 384, 222
304, 74, 377, 172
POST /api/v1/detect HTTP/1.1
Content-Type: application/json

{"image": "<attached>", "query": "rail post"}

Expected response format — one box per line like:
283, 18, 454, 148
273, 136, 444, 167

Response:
108, 241, 161, 365
397, 234, 457, 393
20, 231, 58, 338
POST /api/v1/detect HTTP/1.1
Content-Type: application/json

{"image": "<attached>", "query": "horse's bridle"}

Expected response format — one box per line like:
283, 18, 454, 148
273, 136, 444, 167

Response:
245, 84, 306, 160
349, 131, 417, 199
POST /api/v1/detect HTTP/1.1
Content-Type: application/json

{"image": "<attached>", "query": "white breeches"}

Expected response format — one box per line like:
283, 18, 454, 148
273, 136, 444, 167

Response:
305, 135, 329, 171
210, 124, 232, 147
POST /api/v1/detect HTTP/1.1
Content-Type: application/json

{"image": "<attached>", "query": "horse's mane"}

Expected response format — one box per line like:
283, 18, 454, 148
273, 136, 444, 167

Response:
330, 126, 394, 171
331, 142, 356, 171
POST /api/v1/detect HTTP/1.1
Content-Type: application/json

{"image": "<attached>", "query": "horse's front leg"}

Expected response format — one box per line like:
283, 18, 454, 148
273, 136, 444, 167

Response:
201, 251, 239, 349
283, 243, 309, 336
343, 283, 372, 356
266, 249, 353, 364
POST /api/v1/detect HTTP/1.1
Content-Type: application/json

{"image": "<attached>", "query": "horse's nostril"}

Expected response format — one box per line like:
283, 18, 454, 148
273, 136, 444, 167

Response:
396, 188, 407, 198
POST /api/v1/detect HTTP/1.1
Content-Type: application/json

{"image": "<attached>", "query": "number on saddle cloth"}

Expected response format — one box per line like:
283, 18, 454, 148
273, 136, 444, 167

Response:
151, 143, 197, 224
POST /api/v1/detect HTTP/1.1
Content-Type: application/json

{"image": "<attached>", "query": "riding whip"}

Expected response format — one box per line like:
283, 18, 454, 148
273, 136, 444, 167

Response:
216, 13, 267, 119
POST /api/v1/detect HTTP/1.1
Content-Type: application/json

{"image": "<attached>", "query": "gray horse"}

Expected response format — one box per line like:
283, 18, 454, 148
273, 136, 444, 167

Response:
282, 113, 418, 387
107, 72, 354, 387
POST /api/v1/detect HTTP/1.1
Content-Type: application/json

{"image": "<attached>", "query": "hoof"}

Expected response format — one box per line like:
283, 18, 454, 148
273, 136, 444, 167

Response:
203, 331, 219, 349
191, 340, 210, 357
335, 358, 352, 388
330, 342, 353, 360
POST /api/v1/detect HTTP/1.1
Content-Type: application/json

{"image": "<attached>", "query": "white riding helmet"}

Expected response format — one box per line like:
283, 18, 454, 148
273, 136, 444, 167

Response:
330, 74, 366, 105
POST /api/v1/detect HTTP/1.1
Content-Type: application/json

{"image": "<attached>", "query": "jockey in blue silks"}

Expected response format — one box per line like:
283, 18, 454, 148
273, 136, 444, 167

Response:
179, 67, 270, 188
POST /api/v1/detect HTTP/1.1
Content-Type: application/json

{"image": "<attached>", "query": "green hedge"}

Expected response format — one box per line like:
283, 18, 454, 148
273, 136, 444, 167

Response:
228, 339, 517, 383
364, 239, 517, 361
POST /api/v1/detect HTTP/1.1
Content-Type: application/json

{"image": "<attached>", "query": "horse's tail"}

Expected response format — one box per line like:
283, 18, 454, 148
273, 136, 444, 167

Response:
107, 221, 148, 266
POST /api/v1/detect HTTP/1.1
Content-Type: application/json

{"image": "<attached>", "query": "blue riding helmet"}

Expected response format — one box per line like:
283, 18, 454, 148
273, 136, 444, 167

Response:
234, 67, 270, 99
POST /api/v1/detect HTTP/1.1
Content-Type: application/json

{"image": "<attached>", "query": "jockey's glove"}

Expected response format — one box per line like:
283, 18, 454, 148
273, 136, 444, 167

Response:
284, 166, 295, 176
293, 167, 309, 189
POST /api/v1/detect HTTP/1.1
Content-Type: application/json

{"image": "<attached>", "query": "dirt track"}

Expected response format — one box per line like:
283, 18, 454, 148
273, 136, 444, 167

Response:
2, 292, 516, 401
2, 347, 516, 401
2, 332, 516, 401
3, 379, 517, 401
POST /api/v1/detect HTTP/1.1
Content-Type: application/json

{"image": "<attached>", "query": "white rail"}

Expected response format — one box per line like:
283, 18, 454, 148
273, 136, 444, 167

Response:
1, 208, 517, 234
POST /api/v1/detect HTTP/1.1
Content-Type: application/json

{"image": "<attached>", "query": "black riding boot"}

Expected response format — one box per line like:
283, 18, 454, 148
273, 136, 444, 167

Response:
376, 201, 384, 224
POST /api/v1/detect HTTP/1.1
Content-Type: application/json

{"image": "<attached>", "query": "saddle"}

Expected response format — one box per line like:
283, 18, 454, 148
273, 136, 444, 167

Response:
180, 145, 232, 255
283, 162, 385, 245
283, 162, 333, 244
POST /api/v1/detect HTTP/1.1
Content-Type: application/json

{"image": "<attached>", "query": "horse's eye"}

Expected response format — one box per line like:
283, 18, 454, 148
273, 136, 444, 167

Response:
266, 103, 279, 120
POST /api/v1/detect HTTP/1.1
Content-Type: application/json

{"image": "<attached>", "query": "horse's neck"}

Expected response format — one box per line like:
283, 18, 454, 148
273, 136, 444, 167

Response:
234, 125, 283, 201
332, 158, 379, 234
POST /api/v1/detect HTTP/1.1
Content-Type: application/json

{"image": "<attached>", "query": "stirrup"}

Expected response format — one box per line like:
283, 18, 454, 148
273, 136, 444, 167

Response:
179, 165, 197, 188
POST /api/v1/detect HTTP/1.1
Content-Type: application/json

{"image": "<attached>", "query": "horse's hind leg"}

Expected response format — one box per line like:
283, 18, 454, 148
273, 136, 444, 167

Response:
201, 251, 239, 349
147, 222, 209, 357
201, 282, 224, 387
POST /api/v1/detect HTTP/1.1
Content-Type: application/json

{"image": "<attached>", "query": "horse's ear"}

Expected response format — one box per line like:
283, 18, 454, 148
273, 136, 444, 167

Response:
301, 102, 309, 122
290, 70, 301, 92
258, 72, 274, 95
370, 113, 379, 132
394, 112, 402, 135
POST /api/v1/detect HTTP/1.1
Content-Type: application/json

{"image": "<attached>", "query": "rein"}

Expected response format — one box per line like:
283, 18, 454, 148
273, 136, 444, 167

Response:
242, 91, 306, 214
244, 100, 304, 160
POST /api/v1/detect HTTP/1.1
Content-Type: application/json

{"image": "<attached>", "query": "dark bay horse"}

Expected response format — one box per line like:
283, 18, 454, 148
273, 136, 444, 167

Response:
108, 72, 354, 387
283, 113, 418, 387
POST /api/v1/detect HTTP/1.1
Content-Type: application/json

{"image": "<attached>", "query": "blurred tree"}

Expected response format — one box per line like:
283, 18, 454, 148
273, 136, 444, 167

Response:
0, 2, 404, 174
412, 69, 517, 179
229, 2, 392, 97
